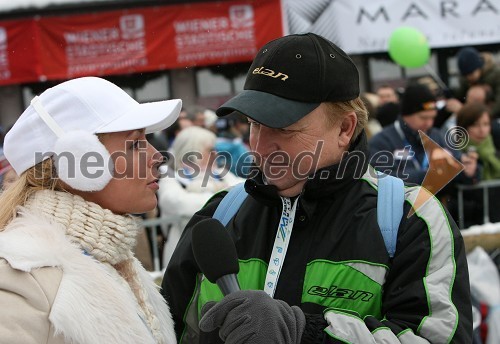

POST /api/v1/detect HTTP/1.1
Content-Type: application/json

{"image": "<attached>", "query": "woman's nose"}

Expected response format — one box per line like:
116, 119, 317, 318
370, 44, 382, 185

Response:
148, 145, 164, 167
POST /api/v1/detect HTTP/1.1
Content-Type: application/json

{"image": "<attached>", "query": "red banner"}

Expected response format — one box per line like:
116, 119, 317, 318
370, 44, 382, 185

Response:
171, 0, 283, 66
37, 8, 172, 79
0, 0, 284, 85
0, 19, 39, 84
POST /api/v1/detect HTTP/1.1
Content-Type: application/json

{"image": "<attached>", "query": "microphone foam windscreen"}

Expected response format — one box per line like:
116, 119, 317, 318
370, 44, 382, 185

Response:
191, 218, 240, 283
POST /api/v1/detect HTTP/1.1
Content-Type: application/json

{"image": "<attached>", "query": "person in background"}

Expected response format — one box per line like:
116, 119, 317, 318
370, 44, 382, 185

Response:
158, 125, 244, 268
360, 92, 382, 139
466, 84, 500, 150
458, 103, 500, 180
226, 110, 251, 145
416, 76, 463, 129
375, 85, 401, 127
370, 82, 476, 185
376, 84, 399, 106
0, 126, 4, 154
455, 46, 500, 118
178, 107, 194, 130
204, 108, 219, 132
214, 111, 251, 177
0, 159, 18, 191
466, 84, 493, 107
163, 33, 472, 344
376, 101, 401, 127
184, 104, 208, 127
440, 84, 492, 135
0, 76, 180, 344
164, 118, 186, 149
0, 155, 10, 187
452, 102, 500, 227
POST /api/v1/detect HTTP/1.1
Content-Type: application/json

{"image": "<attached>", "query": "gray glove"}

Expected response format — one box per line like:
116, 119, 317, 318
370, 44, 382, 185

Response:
199, 290, 305, 344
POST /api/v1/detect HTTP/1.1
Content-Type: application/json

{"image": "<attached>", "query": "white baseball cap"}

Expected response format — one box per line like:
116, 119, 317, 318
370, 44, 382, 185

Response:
4, 76, 182, 177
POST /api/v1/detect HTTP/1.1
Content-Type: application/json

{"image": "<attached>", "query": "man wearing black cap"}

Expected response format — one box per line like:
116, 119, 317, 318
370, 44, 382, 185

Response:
455, 46, 500, 117
162, 34, 472, 343
371, 83, 447, 183
369, 83, 478, 186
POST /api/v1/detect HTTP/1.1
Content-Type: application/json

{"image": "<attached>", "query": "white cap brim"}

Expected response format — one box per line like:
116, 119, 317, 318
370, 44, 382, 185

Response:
95, 99, 182, 134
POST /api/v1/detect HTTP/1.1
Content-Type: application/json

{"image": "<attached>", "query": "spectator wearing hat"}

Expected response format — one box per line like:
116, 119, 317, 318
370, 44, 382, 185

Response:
414, 76, 463, 130
371, 83, 445, 183
163, 33, 472, 344
455, 46, 500, 118
369, 83, 477, 185
0, 77, 181, 343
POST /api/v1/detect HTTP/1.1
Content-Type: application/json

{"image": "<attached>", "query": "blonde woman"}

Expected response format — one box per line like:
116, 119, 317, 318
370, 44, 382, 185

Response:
0, 77, 181, 343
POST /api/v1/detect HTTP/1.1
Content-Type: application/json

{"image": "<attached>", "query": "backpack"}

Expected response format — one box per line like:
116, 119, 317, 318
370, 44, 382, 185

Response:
213, 171, 405, 258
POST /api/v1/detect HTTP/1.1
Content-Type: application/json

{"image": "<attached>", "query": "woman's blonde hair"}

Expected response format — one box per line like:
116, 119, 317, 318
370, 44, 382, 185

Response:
324, 97, 368, 142
0, 158, 61, 230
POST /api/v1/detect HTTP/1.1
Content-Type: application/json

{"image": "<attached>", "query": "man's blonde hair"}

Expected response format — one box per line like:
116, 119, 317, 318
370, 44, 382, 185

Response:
323, 97, 368, 142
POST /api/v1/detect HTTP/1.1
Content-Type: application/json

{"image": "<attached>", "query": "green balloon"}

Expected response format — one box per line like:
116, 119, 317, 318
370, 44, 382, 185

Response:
388, 27, 430, 68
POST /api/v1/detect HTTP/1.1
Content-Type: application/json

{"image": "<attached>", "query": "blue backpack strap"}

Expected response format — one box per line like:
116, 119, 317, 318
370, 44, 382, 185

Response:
213, 182, 248, 226
213, 176, 404, 257
376, 171, 405, 258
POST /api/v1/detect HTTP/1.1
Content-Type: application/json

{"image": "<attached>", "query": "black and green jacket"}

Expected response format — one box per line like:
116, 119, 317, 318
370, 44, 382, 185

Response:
162, 135, 472, 343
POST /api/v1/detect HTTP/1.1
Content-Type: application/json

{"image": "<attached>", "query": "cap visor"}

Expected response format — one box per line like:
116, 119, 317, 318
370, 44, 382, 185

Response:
95, 99, 182, 134
216, 90, 319, 129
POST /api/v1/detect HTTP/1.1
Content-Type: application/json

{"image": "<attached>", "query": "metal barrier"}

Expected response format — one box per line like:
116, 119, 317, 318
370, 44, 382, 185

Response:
457, 180, 500, 229
139, 215, 191, 272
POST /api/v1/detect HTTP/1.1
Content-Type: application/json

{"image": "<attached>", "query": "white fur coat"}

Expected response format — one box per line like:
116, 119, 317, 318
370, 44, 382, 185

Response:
0, 211, 177, 344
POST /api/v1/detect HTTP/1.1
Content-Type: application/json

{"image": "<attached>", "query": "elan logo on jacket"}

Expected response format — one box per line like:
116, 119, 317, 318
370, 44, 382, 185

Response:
307, 285, 374, 302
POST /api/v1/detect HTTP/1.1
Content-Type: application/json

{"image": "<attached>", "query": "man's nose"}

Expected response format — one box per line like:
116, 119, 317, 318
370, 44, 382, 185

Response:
253, 126, 278, 157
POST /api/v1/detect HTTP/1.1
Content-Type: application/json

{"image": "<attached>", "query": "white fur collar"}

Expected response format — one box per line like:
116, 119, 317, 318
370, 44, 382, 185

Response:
0, 210, 176, 344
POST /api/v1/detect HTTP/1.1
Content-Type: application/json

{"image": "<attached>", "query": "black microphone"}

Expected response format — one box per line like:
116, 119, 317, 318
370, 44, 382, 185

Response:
191, 218, 241, 295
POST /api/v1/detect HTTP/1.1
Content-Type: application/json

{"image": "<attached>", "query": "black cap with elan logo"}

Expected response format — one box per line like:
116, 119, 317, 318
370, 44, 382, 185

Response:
216, 33, 360, 128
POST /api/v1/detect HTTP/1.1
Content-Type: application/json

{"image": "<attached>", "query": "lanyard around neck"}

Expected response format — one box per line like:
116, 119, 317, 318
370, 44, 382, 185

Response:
263, 196, 299, 298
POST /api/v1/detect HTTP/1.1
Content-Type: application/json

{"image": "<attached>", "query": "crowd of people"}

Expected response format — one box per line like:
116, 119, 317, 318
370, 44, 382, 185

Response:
363, 46, 500, 230
1, 33, 499, 343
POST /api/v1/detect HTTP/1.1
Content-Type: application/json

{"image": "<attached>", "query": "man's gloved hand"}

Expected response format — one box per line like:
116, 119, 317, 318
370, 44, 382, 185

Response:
199, 290, 305, 344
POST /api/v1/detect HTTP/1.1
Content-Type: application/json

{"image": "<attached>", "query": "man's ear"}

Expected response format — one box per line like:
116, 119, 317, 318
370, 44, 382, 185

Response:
338, 112, 357, 148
